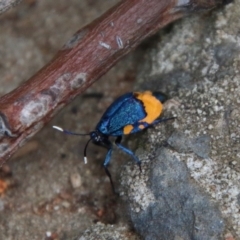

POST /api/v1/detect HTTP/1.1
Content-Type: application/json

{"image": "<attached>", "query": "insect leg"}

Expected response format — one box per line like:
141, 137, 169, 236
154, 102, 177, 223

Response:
151, 116, 176, 125
137, 117, 176, 129
131, 117, 176, 132
94, 139, 116, 193
115, 136, 142, 172
103, 148, 116, 193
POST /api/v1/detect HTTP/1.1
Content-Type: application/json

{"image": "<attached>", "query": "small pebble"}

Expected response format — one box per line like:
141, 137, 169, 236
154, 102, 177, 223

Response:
70, 172, 82, 188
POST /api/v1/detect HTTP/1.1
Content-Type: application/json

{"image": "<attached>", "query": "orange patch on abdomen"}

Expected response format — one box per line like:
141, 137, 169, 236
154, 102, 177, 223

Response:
134, 91, 163, 124
123, 124, 134, 134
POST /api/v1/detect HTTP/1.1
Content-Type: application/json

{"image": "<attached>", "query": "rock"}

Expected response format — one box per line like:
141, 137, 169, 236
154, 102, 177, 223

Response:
77, 222, 139, 240
121, 148, 224, 240
121, 0, 239, 238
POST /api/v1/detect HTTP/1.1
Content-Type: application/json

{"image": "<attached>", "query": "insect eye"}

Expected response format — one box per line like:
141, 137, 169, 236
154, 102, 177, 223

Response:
90, 131, 100, 142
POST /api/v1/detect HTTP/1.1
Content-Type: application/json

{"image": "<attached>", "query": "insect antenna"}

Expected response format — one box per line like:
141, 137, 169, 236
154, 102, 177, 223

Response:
53, 126, 90, 136
83, 138, 92, 164
53, 125, 91, 164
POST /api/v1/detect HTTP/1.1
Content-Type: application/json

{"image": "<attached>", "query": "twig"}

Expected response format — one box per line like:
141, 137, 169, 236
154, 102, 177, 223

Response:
0, 0, 233, 163
0, 0, 22, 14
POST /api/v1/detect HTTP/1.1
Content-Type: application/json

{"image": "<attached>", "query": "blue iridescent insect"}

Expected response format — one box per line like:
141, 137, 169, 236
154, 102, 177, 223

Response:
53, 91, 174, 192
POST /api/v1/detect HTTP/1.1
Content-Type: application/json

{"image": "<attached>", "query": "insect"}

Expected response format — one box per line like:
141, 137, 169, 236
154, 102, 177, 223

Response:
53, 91, 175, 192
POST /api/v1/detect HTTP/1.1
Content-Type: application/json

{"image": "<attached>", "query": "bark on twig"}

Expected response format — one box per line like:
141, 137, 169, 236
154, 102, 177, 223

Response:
0, 0, 22, 14
0, 0, 233, 163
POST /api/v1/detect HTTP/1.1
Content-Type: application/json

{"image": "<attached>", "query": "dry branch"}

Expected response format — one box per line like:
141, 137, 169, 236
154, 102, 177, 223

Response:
0, 0, 232, 163
0, 0, 22, 14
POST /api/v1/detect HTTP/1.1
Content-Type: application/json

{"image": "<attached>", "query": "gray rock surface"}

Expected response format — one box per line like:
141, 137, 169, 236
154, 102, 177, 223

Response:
120, 1, 239, 239
121, 149, 224, 240
78, 223, 138, 240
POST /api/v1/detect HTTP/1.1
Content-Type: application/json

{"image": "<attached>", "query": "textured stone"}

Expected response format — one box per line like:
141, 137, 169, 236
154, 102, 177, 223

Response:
121, 0, 239, 238
130, 149, 224, 240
